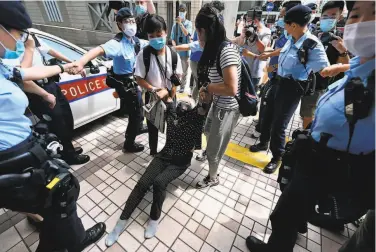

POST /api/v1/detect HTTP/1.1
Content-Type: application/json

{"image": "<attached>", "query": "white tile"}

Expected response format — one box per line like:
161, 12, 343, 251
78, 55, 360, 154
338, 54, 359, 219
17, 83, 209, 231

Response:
143, 236, 159, 251
108, 185, 132, 207
307, 240, 321, 252
0, 227, 22, 252
233, 235, 248, 252
126, 221, 145, 243
171, 239, 196, 252
105, 203, 118, 216
168, 207, 189, 226
232, 180, 254, 198
186, 219, 199, 233
156, 215, 183, 247
88, 206, 102, 219
179, 229, 204, 251
201, 216, 214, 230
95, 169, 110, 181
321, 236, 342, 252
192, 211, 205, 223
95, 212, 109, 223
245, 201, 270, 226
114, 166, 137, 183
7, 242, 28, 252
206, 223, 236, 252
99, 198, 112, 210
78, 195, 96, 212
153, 242, 169, 252
221, 205, 243, 223
118, 231, 140, 252
81, 214, 96, 230
200, 243, 215, 252
197, 196, 223, 219
15, 218, 35, 238
104, 209, 122, 233
79, 180, 94, 198
174, 200, 195, 217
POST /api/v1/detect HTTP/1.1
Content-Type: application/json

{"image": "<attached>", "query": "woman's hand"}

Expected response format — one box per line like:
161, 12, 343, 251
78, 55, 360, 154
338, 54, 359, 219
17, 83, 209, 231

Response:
320, 64, 344, 78
257, 52, 272, 61
43, 93, 56, 109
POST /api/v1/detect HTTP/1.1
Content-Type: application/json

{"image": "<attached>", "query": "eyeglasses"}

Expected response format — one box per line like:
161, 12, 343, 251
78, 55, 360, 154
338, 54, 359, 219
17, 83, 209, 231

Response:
123, 19, 136, 24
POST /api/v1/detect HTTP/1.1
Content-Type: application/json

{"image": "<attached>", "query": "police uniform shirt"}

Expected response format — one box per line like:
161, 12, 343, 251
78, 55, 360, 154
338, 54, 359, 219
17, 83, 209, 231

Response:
170, 19, 193, 58
101, 36, 148, 75
311, 57, 375, 154
268, 33, 288, 78
0, 64, 32, 151
278, 31, 329, 81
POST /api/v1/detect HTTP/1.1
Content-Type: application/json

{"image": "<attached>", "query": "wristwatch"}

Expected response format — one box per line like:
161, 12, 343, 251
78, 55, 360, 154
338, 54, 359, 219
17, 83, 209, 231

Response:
339, 51, 349, 57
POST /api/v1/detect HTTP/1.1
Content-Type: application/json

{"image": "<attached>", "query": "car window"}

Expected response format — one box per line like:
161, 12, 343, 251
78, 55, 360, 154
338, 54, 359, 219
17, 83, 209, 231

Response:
37, 36, 84, 62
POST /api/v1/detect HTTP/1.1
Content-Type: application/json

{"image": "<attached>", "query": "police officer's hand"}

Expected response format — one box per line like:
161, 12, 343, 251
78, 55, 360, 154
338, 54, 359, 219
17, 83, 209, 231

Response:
320, 64, 343, 78
257, 52, 271, 61
43, 93, 56, 109
69, 62, 86, 76
25, 35, 36, 49
330, 36, 347, 54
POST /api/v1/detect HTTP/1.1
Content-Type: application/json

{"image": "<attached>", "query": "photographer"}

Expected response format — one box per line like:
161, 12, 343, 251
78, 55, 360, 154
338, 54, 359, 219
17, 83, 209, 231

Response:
170, 3, 193, 93
134, 14, 183, 156
0, 2, 105, 251
300, 0, 350, 128
73, 7, 148, 153
231, 7, 271, 87
246, 1, 375, 251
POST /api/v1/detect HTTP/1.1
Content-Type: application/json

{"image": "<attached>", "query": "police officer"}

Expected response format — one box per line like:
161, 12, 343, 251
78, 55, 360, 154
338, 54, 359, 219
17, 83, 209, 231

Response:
251, 5, 330, 174
0, 2, 106, 251
300, 0, 350, 129
246, 1, 375, 251
73, 7, 148, 153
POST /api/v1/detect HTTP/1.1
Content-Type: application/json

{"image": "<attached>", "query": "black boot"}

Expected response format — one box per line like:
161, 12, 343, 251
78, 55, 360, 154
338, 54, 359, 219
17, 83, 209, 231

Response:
79, 223, 106, 251
65, 154, 90, 165
263, 157, 282, 174
250, 142, 268, 152
138, 124, 148, 135
123, 142, 144, 153
245, 236, 269, 252
74, 147, 83, 155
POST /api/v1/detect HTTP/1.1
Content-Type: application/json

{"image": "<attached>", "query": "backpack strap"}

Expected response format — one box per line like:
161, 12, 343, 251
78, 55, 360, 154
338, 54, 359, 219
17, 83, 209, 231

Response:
168, 46, 178, 73
298, 38, 318, 68
142, 45, 153, 79
216, 41, 231, 78
133, 36, 141, 55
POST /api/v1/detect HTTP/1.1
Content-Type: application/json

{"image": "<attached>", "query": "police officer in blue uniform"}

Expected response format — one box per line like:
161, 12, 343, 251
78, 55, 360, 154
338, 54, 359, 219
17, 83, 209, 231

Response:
74, 7, 148, 153
251, 5, 330, 174
0, 2, 106, 251
246, 1, 375, 251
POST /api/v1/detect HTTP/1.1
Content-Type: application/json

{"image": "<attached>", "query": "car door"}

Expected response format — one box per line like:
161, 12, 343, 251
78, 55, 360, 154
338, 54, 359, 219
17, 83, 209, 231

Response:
34, 34, 118, 129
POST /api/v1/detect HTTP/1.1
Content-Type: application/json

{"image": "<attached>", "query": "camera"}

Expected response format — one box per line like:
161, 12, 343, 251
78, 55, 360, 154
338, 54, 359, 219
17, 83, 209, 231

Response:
170, 73, 182, 87
320, 32, 337, 46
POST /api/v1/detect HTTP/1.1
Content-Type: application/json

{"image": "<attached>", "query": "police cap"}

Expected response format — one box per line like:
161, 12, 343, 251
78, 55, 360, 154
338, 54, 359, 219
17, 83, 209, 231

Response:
284, 5, 312, 26
306, 3, 317, 11
0, 1, 32, 30
116, 7, 134, 23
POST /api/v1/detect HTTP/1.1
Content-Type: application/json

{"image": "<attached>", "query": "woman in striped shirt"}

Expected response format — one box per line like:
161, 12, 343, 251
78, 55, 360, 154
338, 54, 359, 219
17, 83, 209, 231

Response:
194, 4, 242, 189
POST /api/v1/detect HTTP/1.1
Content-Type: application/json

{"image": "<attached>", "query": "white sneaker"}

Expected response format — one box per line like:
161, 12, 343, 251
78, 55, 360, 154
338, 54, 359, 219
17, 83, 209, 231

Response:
145, 219, 159, 239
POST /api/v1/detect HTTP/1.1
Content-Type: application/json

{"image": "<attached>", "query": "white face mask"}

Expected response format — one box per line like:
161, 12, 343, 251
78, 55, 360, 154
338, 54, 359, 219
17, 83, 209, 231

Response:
344, 21, 375, 58
123, 23, 137, 37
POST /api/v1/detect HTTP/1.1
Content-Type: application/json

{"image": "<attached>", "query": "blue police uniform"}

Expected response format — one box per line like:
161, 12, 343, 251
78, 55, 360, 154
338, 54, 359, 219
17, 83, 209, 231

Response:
170, 20, 193, 58
0, 62, 31, 151
101, 35, 148, 150
259, 30, 329, 163
311, 56, 375, 154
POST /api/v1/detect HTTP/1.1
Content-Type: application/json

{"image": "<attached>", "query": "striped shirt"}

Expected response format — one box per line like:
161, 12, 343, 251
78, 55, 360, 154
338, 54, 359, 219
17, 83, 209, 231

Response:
209, 43, 241, 110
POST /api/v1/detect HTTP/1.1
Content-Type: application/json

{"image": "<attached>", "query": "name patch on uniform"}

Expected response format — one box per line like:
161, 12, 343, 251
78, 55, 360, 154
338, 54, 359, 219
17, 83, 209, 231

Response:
58, 74, 110, 102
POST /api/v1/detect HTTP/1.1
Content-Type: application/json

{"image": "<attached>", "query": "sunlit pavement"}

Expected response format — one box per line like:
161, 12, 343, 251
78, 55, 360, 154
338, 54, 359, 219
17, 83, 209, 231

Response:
0, 102, 355, 252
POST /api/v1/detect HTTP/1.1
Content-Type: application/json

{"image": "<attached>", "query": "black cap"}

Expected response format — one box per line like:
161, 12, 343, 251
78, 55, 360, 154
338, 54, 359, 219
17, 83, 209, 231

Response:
179, 3, 187, 10
285, 5, 312, 25
0, 1, 32, 30
306, 3, 317, 11
116, 7, 134, 22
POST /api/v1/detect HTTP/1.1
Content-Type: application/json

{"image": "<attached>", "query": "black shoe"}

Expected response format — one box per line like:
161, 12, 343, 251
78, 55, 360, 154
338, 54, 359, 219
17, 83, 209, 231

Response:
123, 142, 144, 153
250, 142, 268, 152
150, 150, 158, 156
263, 158, 282, 174
245, 236, 268, 252
27, 216, 42, 231
298, 222, 308, 234
65, 154, 90, 165
138, 125, 148, 135
79, 222, 106, 251
74, 147, 83, 155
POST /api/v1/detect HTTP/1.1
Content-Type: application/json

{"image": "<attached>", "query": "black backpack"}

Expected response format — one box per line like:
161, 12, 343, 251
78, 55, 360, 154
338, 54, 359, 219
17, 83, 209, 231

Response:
216, 41, 259, 117
142, 45, 178, 80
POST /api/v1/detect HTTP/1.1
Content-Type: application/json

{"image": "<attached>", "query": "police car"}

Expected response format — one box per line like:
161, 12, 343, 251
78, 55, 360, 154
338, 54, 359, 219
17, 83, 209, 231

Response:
29, 28, 119, 129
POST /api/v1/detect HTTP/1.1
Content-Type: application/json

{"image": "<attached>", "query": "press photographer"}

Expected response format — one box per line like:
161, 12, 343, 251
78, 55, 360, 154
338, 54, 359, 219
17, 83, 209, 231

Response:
232, 7, 271, 87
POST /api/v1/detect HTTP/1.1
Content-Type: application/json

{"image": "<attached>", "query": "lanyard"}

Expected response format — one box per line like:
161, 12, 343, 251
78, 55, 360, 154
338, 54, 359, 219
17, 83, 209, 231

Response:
155, 47, 168, 82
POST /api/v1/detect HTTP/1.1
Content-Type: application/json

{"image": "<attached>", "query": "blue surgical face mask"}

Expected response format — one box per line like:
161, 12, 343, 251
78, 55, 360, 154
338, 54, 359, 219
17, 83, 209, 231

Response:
149, 37, 166, 50
320, 18, 337, 32
179, 12, 186, 20
276, 18, 285, 28
284, 30, 292, 40
135, 5, 146, 16
0, 26, 26, 59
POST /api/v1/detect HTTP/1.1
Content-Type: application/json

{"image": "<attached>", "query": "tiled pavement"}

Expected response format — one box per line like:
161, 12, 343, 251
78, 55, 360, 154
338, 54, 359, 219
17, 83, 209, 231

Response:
0, 109, 357, 252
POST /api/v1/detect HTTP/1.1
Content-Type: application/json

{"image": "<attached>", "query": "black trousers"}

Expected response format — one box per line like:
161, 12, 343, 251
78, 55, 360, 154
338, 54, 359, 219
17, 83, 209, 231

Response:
120, 157, 188, 220
0, 138, 86, 252
257, 78, 278, 135
28, 81, 76, 156
267, 147, 375, 251
145, 92, 159, 154
117, 85, 142, 146
260, 80, 301, 158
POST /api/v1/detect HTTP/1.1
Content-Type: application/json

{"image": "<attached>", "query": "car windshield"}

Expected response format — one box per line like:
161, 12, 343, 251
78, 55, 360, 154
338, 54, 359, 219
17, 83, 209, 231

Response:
37, 36, 84, 62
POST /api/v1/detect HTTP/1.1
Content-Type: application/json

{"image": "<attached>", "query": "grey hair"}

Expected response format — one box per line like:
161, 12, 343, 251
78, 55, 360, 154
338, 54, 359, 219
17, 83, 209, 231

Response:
177, 96, 195, 109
